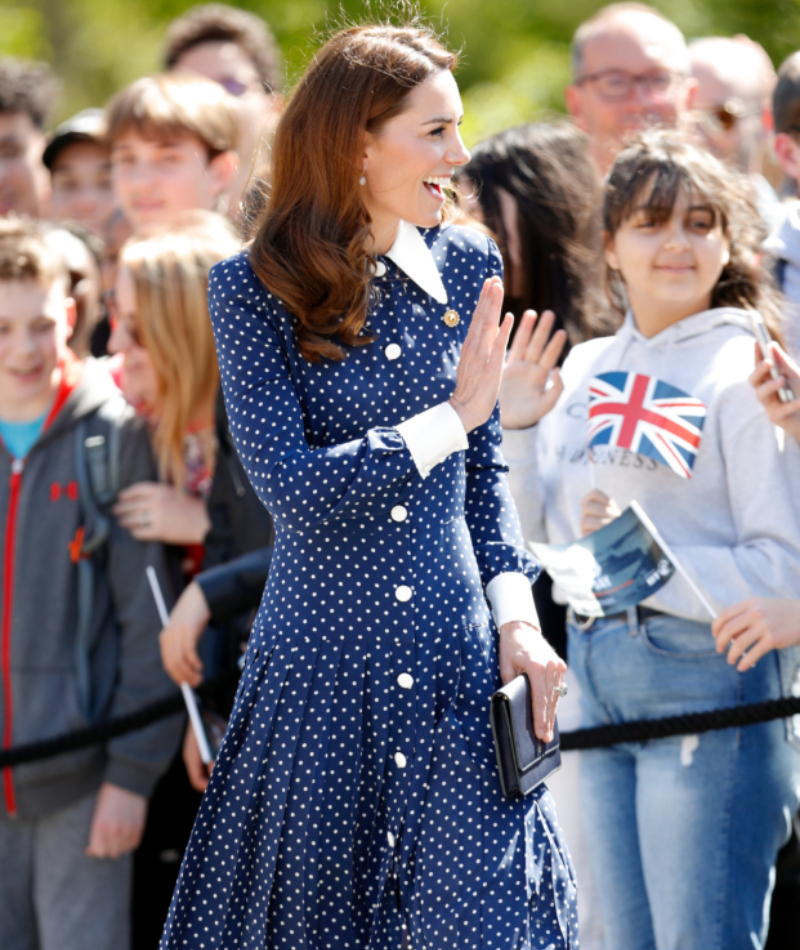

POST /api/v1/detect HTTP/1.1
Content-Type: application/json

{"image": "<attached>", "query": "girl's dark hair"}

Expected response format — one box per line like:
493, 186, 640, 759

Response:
603, 130, 784, 339
458, 122, 612, 355
249, 21, 456, 363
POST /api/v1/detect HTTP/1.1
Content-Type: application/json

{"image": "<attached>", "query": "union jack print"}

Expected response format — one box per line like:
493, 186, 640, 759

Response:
587, 372, 707, 478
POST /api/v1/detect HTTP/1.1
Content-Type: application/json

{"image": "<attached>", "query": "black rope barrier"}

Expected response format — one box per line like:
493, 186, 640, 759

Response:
0, 674, 798, 767
0, 669, 239, 769
559, 695, 800, 751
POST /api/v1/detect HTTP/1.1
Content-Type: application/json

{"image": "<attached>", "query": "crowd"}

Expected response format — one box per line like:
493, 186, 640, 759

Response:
1, 1, 800, 948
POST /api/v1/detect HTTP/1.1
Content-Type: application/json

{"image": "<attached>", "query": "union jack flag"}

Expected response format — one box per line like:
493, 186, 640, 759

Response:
587, 372, 707, 478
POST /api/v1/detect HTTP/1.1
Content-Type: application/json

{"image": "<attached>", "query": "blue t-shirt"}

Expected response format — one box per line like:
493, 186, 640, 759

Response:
0, 411, 47, 459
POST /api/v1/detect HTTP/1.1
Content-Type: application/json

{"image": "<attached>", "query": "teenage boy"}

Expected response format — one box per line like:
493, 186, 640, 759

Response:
0, 57, 58, 217
0, 216, 181, 950
763, 51, 800, 358
106, 72, 238, 235
163, 3, 284, 218
44, 109, 117, 238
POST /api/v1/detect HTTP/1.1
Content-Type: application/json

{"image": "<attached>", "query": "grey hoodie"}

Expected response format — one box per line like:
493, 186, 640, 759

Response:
503, 307, 800, 621
763, 199, 800, 359
503, 307, 800, 743
0, 357, 182, 819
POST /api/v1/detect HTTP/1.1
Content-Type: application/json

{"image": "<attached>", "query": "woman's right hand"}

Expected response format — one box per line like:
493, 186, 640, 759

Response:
159, 581, 211, 687
750, 341, 800, 442
449, 277, 514, 433
500, 309, 567, 430
580, 489, 622, 536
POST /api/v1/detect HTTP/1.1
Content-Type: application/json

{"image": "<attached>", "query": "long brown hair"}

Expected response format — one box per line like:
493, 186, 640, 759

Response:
120, 211, 240, 486
249, 23, 456, 362
603, 131, 784, 339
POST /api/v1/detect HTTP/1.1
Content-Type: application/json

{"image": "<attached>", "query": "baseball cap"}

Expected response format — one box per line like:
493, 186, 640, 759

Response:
43, 108, 107, 169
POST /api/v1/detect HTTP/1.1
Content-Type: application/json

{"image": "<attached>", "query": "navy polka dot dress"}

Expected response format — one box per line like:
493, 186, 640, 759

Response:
160, 224, 578, 949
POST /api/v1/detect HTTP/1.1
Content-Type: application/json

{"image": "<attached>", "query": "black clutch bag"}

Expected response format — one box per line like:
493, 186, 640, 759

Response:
490, 674, 562, 799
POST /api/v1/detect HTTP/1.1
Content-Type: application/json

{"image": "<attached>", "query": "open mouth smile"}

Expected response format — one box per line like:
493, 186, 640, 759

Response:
423, 176, 451, 200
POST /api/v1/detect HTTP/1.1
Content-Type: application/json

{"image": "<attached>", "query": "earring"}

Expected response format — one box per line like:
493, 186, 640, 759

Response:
359, 175, 367, 186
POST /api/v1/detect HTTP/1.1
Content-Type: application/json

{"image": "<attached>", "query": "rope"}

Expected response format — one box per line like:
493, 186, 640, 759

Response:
0, 669, 239, 769
560, 695, 800, 751
0, 672, 797, 766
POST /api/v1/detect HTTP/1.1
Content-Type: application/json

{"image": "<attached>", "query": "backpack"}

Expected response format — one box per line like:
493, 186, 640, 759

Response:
73, 397, 124, 720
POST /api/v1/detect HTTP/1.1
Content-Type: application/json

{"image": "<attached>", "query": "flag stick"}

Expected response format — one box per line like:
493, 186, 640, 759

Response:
587, 449, 597, 490
629, 501, 718, 620
146, 566, 214, 764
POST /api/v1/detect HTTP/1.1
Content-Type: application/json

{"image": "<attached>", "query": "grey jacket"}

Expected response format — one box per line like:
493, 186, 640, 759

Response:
0, 357, 182, 819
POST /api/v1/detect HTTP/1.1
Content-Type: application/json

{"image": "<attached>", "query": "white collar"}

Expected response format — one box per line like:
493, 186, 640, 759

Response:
383, 220, 448, 305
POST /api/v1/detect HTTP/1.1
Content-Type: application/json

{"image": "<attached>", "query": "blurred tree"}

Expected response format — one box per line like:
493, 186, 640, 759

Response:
0, 0, 799, 144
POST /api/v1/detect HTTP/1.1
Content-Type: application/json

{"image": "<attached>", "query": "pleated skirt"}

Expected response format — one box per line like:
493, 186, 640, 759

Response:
160, 551, 577, 949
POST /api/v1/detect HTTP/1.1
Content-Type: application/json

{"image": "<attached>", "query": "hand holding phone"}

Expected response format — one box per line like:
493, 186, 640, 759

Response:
747, 310, 794, 403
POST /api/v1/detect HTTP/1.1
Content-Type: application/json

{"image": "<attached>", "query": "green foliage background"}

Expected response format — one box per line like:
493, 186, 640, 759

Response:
1, 0, 799, 145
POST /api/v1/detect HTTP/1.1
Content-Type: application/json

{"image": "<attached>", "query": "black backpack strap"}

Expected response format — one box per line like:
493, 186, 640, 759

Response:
73, 403, 123, 720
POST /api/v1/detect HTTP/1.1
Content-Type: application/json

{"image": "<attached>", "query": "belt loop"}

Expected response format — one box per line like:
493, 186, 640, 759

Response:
626, 605, 638, 635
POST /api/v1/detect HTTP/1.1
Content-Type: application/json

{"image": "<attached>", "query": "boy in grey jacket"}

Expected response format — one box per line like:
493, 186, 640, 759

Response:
0, 217, 181, 950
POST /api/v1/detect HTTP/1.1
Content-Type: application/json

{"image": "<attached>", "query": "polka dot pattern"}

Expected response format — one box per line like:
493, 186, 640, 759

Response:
160, 225, 578, 949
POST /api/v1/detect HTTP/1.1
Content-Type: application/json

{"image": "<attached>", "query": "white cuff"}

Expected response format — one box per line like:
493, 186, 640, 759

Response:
500, 425, 538, 461
486, 572, 539, 630
396, 402, 468, 479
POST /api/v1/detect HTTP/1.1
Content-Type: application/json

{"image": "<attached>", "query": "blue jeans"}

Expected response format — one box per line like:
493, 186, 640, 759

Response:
567, 612, 800, 950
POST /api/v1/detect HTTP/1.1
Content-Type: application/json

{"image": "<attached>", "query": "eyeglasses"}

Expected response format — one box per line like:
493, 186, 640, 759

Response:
575, 69, 686, 102
104, 288, 143, 347
695, 100, 762, 135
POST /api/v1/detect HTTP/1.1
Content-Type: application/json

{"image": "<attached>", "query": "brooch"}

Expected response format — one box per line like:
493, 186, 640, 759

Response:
442, 309, 460, 328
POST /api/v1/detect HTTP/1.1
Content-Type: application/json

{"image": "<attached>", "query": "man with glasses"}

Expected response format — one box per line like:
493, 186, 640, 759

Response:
690, 36, 779, 228
163, 4, 284, 222
565, 2, 696, 175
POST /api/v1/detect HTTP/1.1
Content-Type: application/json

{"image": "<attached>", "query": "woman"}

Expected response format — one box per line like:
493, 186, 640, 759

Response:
458, 121, 610, 354
501, 131, 800, 949
160, 22, 576, 950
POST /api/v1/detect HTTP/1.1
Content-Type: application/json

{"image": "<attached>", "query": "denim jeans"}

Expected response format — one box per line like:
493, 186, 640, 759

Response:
567, 611, 800, 950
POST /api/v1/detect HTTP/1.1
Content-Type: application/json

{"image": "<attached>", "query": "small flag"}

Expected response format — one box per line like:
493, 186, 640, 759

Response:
588, 372, 706, 478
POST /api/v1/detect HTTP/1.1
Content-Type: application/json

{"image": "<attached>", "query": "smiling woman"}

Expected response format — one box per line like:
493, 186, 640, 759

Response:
249, 24, 462, 363
160, 17, 577, 950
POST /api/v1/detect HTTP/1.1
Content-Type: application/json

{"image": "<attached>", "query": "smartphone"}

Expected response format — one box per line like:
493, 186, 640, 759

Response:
748, 310, 794, 404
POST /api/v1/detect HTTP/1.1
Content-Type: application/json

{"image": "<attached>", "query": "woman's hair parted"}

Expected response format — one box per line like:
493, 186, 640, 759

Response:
248, 21, 457, 362
120, 211, 240, 487
602, 131, 784, 339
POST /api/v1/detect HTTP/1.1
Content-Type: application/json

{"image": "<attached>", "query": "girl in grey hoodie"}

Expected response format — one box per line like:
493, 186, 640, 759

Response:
501, 132, 800, 950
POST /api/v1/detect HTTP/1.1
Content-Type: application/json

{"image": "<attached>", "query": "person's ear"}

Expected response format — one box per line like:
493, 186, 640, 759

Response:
64, 297, 76, 341
564, 85, 587, 131
682, 76, 698, 113
762, 104, 774, 134
774, 133, 800, 182
208, 150, 238, 197
603, 232, 620, 271
721, 244, 731, 267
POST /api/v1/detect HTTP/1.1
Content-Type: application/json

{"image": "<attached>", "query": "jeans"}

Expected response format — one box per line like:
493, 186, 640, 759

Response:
567, 611, 800, 950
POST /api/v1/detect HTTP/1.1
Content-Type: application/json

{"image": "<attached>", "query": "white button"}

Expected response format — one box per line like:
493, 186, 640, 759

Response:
387, 831, 396, 848
390, 505, 408, 523
384, 343, 402, 361
394, 585, 412, 603
374, 260, 386, 277
394, 752, 408, 769
397, 673, 414, 689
